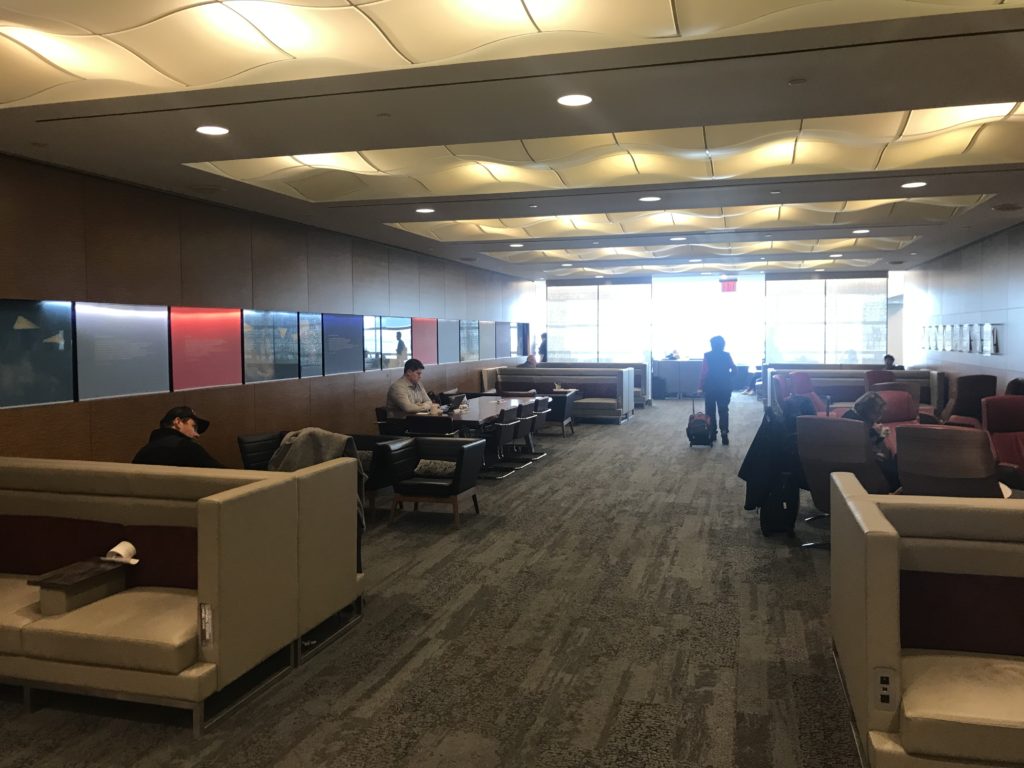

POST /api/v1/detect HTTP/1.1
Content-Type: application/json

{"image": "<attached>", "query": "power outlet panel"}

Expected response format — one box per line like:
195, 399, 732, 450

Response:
873, 666, 898, 711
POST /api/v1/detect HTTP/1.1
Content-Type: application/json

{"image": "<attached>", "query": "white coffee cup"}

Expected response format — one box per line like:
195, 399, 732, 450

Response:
104, 540, 139, 565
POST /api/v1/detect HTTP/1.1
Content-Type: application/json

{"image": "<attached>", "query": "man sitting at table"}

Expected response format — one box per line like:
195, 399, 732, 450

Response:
387, 358, 441, 418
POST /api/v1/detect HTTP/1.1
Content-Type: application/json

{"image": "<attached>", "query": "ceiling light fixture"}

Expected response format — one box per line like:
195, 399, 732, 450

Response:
196, 125, 229, 136
815, 268, 825, 272
688, 259, 701, 263
769, 190, 781, 195
901, 181, 927, 189
595, 274, 605, 278
557, 94, 592, 107
561, 263, 572, 267
509, 243, 524, 248
852, 229, 870, 235
830, 253, 843, 258
415, 207, 435, 213
528, 204, 539, 209
638, 196, 661, 202
670, 237, 687, 241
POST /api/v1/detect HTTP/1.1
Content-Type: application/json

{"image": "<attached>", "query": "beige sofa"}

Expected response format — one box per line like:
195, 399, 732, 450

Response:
830, 472, 1024, 767
537, 362, 652, 407
766, 367, 943, 414
0, 456, 361, 734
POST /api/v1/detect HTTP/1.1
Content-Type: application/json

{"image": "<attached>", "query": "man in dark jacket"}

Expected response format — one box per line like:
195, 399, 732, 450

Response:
132, 406, 222, 468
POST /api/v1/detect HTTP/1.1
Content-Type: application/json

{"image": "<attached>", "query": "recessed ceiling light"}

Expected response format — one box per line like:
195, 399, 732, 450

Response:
638, 196, 661, 203
196, 125, 228, 136
415, 207, 435, 213
557, 94, 592, 107
688, 259, 701, 263
509, 243, 524, 248
852, 229, 870, 235
769, 190, 781, 195
910, 252, 918, 256
670, 236, 687, 241
592, 241, 600, 245
814, 268, 825, 272
830, 253, 843, 258
901, 181, 927, 189
595, 274, 605, 278
561, 263, 572, 267
528, 204, 539, 209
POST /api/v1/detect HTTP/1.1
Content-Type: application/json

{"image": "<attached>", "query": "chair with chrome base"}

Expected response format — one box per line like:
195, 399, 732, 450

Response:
796, 415, 892, 548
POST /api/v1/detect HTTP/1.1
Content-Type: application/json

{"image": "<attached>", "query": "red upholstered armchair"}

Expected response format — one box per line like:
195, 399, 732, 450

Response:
939, 374, 997, 428
864, 369, 895, 390
789, 372, 828, 414
982, 395, 1024, 489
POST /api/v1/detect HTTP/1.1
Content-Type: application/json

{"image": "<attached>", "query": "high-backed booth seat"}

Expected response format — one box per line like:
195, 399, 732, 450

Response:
830, 472, 1024, 767
493, 367, 633, 423
537, 361, 652, 407
0, 456, 361, 734
766, 367, 942, 415
895, 424, 1007, 498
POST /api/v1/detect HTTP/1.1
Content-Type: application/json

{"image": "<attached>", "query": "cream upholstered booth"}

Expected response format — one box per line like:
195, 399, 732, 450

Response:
0, 456, 362, 734
830, 472, 1024, 767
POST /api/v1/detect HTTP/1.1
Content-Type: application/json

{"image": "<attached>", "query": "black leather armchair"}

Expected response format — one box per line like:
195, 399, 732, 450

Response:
384, 437, 486, 528
352, 434, 407, 517
237, 431, 287, 470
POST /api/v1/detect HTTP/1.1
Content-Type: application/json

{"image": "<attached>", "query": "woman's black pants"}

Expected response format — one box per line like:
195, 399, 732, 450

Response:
704, 388, 732, 435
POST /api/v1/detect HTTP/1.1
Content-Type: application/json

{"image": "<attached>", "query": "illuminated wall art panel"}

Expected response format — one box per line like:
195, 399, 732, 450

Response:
170, 306, 242, 391
0, 299, 74, 408
76, 303, 170, 400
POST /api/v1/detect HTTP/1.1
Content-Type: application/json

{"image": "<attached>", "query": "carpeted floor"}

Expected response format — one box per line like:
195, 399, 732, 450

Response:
0, 396, 859, 768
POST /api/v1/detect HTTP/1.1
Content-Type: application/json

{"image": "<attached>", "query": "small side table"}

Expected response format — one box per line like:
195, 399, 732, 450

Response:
28, 559, 127, 615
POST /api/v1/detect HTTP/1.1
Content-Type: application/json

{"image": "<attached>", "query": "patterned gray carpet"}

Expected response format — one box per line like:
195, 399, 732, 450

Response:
0, 396, 859, 768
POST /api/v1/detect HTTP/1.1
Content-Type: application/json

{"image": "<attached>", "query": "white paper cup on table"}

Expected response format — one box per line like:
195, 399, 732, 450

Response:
103, 540, 139, 565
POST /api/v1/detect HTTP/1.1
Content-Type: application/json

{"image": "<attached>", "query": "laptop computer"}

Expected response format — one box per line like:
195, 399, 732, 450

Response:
448, 393, 467, 409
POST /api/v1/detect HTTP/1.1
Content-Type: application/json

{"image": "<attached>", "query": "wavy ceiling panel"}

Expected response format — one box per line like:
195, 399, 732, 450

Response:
189, 104, 1024, 202
387, 196, 988, 241
482, 237, 916, 263
0, 0, 1018, 106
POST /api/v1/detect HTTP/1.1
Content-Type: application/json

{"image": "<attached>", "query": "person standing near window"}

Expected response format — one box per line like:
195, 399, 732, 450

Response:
538, 332, 548, 362
699, 336, 736, 445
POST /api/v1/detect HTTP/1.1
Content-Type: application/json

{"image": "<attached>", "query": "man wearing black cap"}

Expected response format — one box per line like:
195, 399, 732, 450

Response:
132, 406, 223, 468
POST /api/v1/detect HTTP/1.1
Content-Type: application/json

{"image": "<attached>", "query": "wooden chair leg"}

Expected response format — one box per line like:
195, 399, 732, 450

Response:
472, 493, 480, 515
452, 497, 460, 529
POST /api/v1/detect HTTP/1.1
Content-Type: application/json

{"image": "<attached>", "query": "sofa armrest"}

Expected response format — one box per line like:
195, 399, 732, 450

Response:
197, 475, 299, 689
829, 473, 902, 742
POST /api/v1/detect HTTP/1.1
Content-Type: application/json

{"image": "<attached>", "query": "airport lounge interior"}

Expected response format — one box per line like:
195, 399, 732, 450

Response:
1, 3, 1024, 767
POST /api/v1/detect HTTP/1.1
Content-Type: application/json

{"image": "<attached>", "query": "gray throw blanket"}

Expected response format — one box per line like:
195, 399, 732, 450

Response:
268, 427, 366, 528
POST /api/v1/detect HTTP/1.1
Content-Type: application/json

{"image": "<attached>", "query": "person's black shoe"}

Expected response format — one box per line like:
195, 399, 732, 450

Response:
721, 432, 729, 445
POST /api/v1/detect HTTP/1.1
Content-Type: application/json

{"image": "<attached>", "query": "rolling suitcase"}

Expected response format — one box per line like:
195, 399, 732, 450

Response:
686, 400, 714, 446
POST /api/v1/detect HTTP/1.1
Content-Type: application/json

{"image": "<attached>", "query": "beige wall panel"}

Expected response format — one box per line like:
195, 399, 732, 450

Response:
483, 273, 502, 321
0, 157, 87, 300
90, 392, 178, 463
252, 219, 308, 311
0, 403, 91, 459
83, 180, 181, 306
309, 373, 357, 434
307, 230, 354, 314
352, 239, 389, 316
183, 384, 256, 469
388, 247, 420, 317
179, 201, 253, 309
444, 263, 468, 320
418, 255, 446, 318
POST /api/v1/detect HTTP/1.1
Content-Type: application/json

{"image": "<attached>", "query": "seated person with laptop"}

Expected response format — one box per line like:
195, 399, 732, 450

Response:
387, 358, 442, 418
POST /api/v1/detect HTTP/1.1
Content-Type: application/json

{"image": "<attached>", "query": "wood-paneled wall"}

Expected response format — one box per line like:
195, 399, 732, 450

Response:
0, 154, 533, 466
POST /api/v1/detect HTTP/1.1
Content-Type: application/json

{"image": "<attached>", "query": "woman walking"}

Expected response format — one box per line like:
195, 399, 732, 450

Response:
699, 335, 736, 445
